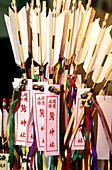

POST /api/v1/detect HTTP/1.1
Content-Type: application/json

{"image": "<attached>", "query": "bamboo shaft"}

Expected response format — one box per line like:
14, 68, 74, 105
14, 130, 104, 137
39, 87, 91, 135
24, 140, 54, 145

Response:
64, 105, 76, 144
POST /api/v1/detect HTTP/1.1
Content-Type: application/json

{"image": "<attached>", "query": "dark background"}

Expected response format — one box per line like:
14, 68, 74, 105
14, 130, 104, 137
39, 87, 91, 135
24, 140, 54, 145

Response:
0, 0, 112, 107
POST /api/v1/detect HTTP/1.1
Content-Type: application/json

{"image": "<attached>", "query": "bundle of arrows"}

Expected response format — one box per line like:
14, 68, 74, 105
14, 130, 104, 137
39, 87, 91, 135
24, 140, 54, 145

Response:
1, 0, 112, 169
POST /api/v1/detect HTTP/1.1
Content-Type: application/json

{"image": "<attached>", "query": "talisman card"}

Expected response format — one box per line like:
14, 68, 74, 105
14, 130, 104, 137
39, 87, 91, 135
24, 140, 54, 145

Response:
45, 84, 60, 156
72, 88, 90, 150
14, 78, 32, 146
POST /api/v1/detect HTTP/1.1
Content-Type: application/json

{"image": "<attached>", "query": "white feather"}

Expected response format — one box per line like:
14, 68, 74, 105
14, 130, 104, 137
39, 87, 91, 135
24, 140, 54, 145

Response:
70, 4, 85, 58
54, 10, 67, 65
83, 19, 100, 72
46, 9, 53, 64
30, 8, 38, 63
75, 7, 92, 63
41, 8, 47, 64
18, 6, 29, 62
92, 26, 112, 83
4, 14, 21, 65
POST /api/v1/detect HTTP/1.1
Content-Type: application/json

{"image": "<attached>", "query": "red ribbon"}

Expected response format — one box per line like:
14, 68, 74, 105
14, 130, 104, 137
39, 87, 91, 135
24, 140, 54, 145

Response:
104, 160, 108, 170
13, 156, 17, 170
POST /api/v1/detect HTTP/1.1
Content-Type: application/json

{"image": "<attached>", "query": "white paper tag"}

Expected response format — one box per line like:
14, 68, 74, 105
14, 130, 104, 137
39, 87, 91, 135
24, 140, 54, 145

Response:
45, 85, 60, 156
14, 79, 32, 146
72, 88, 90, 150
33, 82, 47, 151
96, 96, 112, 160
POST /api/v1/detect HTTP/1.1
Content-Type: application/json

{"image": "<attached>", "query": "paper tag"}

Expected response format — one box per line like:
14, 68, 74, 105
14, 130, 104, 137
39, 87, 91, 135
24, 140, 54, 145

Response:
72, 88, 90, 150
33, 82, 47, 151
14, 79, 32, 146
45, 85, 60, 156
96, 96, 112, 160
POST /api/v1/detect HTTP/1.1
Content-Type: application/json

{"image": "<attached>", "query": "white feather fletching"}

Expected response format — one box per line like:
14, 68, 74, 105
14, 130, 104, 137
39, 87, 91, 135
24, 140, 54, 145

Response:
57, 0, 63, 15
4, 14, 21, 65
18, 6, 29, 62
30, 8, 38, 63
75, 7, 92, 63
83, 19, 100, 72
54, 10, 67, 66
98, 50, 112, 83
65, 0, 71, 10
41, 8, 47, 64
70, 4, 85, 58
92, 25, 112, 83
46, 9, 53, 65
9, 7, 22, 64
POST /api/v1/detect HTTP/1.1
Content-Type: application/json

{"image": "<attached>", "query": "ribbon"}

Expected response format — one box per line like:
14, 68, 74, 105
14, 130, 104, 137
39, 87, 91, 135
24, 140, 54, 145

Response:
43, 152, 46, 170
34, 74, 38, 81
65, 79, 70, 117
90, 107, 98, 170
55, 64, 60, 84
72, 106, 87, 167
27, 122, 36, 169
9, 89, 21, 169
72, 150, 79, 169
27, 122, 41, 170
50, 156, 54, 170
57, 155, 62, 170
59, 61, 62, 83
104, 160, 108, 170
66, 143, 71, 170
